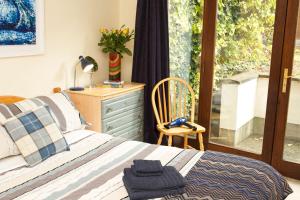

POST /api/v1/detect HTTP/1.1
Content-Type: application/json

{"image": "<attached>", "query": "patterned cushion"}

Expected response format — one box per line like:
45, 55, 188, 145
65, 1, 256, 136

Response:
166, 151, 293, 200
3, 106, 69, 166
0, 91, 86, 133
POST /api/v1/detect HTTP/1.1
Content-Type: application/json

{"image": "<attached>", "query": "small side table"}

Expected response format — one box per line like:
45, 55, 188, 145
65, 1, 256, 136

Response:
67, 82, 145, 141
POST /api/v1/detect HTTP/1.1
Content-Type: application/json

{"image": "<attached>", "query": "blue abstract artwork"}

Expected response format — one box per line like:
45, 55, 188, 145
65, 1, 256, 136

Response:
0, 0, 36, 45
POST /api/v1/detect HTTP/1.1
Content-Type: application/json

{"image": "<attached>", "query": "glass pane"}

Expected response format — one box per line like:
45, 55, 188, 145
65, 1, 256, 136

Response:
283, 6, 300, 164
169, 0, 203, 123
209, 0, 276, 154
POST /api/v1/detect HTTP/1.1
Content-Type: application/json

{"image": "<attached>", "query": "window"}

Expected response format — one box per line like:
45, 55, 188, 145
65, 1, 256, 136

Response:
168, 0, 204, 122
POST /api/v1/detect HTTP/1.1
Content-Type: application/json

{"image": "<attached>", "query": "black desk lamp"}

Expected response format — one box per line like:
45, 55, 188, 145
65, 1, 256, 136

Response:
70, 56, 94, 91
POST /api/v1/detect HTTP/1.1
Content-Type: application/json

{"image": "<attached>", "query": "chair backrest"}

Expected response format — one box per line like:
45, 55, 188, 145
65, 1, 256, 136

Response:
151, 77, 195, 126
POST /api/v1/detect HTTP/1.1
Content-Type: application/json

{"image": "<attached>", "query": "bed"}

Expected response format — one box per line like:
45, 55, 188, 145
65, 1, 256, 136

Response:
0, 95, 293, 200
0, 130, 202, 200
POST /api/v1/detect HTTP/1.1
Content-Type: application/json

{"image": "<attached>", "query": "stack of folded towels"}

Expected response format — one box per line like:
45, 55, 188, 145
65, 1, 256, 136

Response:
123, 160, 185, 200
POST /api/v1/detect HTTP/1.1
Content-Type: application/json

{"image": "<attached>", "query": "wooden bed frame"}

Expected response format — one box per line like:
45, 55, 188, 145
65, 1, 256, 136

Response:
0, 96, 25, 104
0, 88, 62, 104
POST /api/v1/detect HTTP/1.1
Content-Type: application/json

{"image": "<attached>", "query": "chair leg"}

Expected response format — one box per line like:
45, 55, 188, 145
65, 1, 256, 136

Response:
184, 134, 188, 149
168, 136, 173, 146
157, 132, 164, 145
198, 132, 204, 151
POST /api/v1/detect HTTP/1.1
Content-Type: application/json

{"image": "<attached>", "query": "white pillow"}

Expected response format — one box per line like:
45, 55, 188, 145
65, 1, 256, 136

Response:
0, 155, 27, 175
0, 126, 20, 160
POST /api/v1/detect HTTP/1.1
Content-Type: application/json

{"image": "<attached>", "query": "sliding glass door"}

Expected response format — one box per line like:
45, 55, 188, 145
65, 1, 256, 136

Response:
199, 0, 286, 162
272, 0, 300, 179
198, 0, 300, 179
209, 0, 276, 155
168, 0, 300, 179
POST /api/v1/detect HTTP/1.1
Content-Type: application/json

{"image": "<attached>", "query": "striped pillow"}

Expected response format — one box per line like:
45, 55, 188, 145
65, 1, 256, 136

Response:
35, 92, 85, 132
60, 91, 87, 126
3, 106, 69, 166
0, 92, 86, 133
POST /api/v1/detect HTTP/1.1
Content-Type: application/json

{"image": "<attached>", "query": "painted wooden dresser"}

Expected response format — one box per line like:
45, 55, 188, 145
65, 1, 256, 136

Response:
67, 83, 145, 141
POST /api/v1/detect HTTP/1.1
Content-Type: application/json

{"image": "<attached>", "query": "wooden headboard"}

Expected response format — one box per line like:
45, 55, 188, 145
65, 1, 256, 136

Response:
0, 87, 62, 104
0, 96, 25, 104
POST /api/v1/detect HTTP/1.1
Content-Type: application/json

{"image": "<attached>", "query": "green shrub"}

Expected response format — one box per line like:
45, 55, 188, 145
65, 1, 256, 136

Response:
169, 0, 275, 92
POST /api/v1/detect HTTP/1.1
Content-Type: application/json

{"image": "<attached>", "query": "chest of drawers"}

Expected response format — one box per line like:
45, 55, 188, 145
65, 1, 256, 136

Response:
67, 83, 145, 141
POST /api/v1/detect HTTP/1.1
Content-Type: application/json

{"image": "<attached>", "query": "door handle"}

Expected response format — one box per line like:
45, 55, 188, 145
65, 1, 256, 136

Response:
282, 68, 300, 93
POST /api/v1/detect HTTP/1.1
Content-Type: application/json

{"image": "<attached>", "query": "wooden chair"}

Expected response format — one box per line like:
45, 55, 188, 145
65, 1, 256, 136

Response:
151, 77, 206, 150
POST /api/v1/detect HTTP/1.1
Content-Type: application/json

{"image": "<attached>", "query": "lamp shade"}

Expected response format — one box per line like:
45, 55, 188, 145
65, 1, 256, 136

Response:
79, 56, 94, 72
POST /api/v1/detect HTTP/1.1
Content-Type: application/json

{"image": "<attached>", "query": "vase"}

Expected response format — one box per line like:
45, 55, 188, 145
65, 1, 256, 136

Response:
109, 52, 121, 82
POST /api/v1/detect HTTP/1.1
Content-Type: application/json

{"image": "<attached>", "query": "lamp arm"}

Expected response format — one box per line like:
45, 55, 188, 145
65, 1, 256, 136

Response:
70, 56, 86, 91
73, 65, 77, 88
73, 60, 81, 88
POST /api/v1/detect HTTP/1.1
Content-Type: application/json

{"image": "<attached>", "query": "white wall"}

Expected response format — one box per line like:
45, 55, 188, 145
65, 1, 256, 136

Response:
119, 0, 137, 82
220, 79, 257, 130
0, 0, 122, 97
254, 78, 269, 118
220, 76, 300, 131
255, 78, 300, 125
219, 84, 238, 130
287, 81, 300, 124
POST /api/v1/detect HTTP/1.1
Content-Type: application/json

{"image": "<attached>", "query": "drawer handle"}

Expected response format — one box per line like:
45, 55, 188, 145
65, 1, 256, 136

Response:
107, 126, 113, 131
106, 108, 113, 114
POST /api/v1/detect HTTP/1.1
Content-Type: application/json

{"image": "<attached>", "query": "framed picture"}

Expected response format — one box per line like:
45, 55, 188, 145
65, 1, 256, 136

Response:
0, 0, 44, 58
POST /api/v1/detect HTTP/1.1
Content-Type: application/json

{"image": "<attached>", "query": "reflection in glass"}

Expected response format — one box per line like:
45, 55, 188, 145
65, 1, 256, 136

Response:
209, 0, 276, 154
282, 6, 300, 164
169, 0, 204, 123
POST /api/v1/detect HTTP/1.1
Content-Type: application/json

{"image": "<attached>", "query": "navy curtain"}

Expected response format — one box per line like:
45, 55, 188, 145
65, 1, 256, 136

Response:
132, 0, 170, 144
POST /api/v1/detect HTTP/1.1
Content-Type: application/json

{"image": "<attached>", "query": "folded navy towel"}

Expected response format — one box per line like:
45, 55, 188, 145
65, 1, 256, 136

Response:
132, 160, 163, 177
123, 166, 185, 191
123, 176, 185, 200
131, 165, 163, 177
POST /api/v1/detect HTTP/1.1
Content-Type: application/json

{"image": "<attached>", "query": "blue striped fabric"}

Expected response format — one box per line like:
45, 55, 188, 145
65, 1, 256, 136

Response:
165, 151, 293, 200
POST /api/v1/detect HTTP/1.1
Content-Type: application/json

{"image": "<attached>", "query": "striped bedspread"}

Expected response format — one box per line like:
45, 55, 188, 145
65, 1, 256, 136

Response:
0, 133, 292, 200
0, 133, 202, 200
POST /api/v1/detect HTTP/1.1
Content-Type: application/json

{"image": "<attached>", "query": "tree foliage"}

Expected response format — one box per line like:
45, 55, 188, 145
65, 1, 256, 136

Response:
215, 0, 275, 88
169, 0, 202, 98
169, 0, 276, 93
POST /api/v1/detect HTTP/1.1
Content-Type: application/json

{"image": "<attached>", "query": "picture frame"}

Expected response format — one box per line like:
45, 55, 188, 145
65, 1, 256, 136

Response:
0, 0, 45, 58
